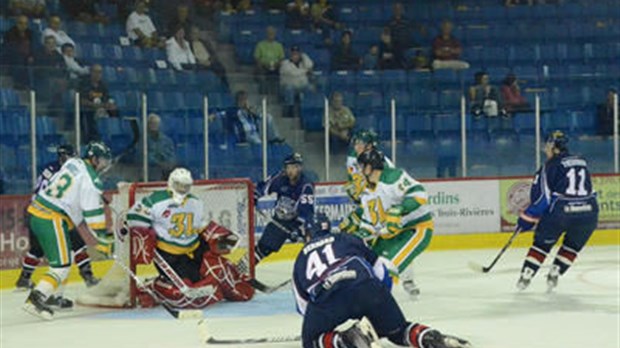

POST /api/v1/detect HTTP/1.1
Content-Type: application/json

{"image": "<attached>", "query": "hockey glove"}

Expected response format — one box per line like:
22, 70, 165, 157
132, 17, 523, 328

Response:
516, 212, 539, 232
95, 231, 114, 258
384, 206, 404, 237
339, 210, 362, 234
352, 220, 377, 242
344, 174, 366, 203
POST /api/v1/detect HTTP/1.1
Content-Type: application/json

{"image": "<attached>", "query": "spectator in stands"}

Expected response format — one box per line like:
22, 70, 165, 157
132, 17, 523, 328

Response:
79, 64, 118, 142
469, 71, 506, 119
223, 0, 252, 13
597, 88, 618, 136
126, 1, 162, 48
328, 91, 355, 147
501, 73, 530, 114
42, 16, 76, 51
387, 2, 413, 67
331, 30, 361, 71
167, 4, 193, 38
362, 45, 379, 70
254, 26, 285, 95
286, 0, 311, 29
505, 0, 535, 6
8, 0, 46, 18
166, 26, 196, 71
226, 90, 285, 145
431, 20, 469, 70
189, 26, 228, 87
33, 35, 67, 110
61, 43, 89, 86
378, 27, 399, 70
265, 0, 287, 10
280, 46, 314, 117
146, 113, 177, 181
1, 15, 34, 89
61, 0, 108, 22
310, 0, 340, 45
193, 0, 221, 30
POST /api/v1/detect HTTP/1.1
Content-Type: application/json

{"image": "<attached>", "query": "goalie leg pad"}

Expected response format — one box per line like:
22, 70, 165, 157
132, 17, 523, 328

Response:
201, 253, 255, 302
152, 277, 223, 309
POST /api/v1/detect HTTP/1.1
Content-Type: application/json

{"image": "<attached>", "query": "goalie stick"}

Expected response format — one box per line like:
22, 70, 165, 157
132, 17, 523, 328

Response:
111, 254, 202, 319
205, 335, 301, 344
469, 226, 523, 273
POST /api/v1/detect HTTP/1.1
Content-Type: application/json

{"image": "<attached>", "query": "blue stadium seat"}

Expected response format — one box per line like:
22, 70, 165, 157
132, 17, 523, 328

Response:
356, 70, 381, 92
438, 90, 462, 111
147, 91, 165, 110
355, 92, 383, 112
356, 27, 382, 45
406, 114, 433, 137
338, 6, 359, 23
433, 113, 460, 134
413, 89, 439, 111
329, 71, 356, 92
358, 5, 384, 26
513, 113, 536, 135
381, 70, 407, 94
284, 29, 308, 46
571, 110, 597, 135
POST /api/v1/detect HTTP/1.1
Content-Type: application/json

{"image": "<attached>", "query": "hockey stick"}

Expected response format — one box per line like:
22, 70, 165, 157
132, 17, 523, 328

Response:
111, 254, 202, 319
468, 226, 523, 273
248, 278, 291, 294
152, 251, 216, 299
205, 335, 301, 344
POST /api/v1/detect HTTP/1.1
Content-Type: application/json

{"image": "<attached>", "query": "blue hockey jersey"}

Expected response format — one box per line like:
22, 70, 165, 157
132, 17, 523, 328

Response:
256, 171, 315, 225
34, 161, 61, 195
524, 153, 597, 219
292, 233, 389, 315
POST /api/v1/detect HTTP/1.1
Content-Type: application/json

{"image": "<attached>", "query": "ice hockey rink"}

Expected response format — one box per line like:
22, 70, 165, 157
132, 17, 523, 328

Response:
1, 245, 618, 348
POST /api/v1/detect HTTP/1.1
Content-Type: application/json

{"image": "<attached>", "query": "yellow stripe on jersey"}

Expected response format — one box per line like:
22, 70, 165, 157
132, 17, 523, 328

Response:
53, 216, 70, 265
392, 221, 433, 267
27, 204, 75, 230
156, 240, 200, 256
87, 222, 107, 232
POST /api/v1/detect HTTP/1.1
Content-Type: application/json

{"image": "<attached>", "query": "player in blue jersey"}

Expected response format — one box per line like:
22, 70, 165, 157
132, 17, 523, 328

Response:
254, 152, 315, 263
516, 131, 599, 291
293, 213, 471, 348
15, 144, 99, 294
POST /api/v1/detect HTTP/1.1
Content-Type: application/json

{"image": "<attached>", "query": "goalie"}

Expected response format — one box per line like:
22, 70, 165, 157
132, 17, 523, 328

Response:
126, 168, 254, 309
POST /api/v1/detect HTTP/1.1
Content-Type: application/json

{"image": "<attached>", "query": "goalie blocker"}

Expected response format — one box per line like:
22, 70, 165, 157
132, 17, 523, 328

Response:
132, 221, 254, 309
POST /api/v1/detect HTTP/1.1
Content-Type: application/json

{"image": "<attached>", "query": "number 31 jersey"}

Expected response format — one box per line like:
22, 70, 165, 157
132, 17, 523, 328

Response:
34, 158, 106, 233
127, 191, 207, 255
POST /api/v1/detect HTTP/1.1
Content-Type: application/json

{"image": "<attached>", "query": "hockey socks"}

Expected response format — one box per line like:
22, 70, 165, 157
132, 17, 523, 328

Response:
518, 245, 549, 290
16, 252, 41, 289
552, 245, 578, 275
74, 247, 99, 286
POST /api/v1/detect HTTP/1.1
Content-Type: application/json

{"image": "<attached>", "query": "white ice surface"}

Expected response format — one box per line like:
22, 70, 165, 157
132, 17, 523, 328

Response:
1, 245, 618, 348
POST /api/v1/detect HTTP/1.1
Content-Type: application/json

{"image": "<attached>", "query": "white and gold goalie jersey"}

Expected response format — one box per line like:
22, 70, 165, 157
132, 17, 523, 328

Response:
126, 191, 207, 255
31, 158, 106, 233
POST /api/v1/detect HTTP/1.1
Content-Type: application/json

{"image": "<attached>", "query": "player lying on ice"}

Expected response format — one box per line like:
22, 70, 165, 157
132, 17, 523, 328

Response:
126, 168, 254, 308
293, 213, 471, 348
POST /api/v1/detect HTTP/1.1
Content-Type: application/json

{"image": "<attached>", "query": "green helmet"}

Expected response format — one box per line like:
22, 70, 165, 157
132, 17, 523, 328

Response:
85, 141, 112, 160
351, 129, 378, 148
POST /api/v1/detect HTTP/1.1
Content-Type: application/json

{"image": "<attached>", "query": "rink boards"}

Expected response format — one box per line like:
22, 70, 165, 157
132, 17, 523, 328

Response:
1, 174, 618, 289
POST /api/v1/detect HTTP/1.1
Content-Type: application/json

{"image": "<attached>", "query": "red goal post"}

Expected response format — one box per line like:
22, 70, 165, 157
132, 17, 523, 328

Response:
78, 178, 255, 308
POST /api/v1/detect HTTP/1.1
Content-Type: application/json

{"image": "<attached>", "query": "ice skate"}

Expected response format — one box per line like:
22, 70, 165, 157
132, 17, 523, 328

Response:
402, 279, 421, 297
15, 272, 34, 291
422, 329, 472, 348
516, 275, 531, 291
81, 270, 100, 288
23, 290, 54, 320
546, 265, 560, 292
338, 317, 381, 348
46, 295, 74, 311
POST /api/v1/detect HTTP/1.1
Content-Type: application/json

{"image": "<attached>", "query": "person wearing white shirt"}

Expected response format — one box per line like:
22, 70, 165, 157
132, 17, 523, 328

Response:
279, 46, 314, 117
61, 43, 89, 83
166, 27, 196, 71
42, 16, 75, 51
126, 1, 160, 48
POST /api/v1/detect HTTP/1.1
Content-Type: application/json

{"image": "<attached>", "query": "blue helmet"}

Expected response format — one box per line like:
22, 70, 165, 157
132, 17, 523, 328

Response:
307, 213, 331, 238
545, 130, 569, 153
284, 152, 303, 166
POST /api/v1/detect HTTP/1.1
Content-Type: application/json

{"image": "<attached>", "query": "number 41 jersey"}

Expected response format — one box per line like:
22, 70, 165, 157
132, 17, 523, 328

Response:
292, 233, 386, 315
127, 191, 207, 255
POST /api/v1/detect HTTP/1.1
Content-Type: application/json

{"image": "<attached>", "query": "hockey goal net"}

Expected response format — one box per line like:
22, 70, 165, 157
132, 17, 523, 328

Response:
77, 179, 255, 308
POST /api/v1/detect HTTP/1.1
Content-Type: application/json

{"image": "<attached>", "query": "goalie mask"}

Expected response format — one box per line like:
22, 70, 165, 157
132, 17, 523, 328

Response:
203, 222, 239, 255
167, 168, 193, 205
